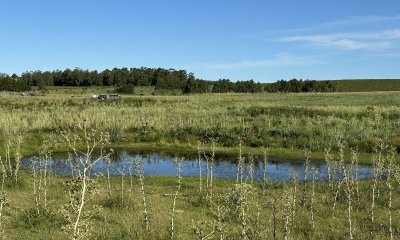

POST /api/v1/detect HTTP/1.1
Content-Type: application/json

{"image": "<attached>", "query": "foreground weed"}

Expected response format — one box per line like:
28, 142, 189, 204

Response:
169, 157, 183, 239
0, 158, 8, 238
134, 159, 150, 231
59, 120, 111, 240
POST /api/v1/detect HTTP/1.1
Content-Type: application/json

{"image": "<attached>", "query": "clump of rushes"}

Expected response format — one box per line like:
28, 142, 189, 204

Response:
59, 120, 112, 240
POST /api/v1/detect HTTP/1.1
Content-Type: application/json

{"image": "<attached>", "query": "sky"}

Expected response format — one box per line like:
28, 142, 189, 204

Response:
1, 0, 400, 82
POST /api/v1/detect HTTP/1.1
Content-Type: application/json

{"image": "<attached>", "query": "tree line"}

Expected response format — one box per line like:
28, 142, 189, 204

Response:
0, 68, 336, 94
0, 74, 31, 92
264, 79, 336, 93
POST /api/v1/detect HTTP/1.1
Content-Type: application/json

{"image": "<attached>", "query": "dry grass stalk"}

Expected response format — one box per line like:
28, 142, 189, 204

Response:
301, 149, 310, 207
262, 148, 269, 189
237, 140, 245, 184
371, 141, 385, 224
200, 140, 216, 202
282, 188, 293, 240
269, 198, 278, 240
117, 168, 125, 204
343, 165, 354, 240
3, 136, 23, 182
385, 149, 395, 240
31, 141, 52, 215
247, 154, 254, 183
60, 121, 111, 240
289, 169, 298, 227
0, 157, 8, 238
197, 141, 202, 192
324, 148, 334, 189
310, 167, 319, 230
104, 154, 112, 197
170, 157, 183, 239
134, 159, 150, 231
350, 148, 360, 202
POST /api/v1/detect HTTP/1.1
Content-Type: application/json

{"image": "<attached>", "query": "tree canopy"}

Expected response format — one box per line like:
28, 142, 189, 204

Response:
1, 68, 337, 94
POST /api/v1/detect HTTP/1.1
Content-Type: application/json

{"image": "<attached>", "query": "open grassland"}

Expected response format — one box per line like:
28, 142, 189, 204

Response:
1, 90, 400, 239
1, 91, 400, 162
334, 79, 400, 92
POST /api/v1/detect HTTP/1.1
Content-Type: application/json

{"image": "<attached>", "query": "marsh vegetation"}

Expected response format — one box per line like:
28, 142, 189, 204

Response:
0, 90, 400, 239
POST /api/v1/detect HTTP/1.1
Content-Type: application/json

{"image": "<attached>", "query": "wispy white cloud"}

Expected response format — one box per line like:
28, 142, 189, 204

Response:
285, 15, 400, 33
241, 15, 400, 39
373, 52, 400, 57
202, 53, 323, 70
278, 29, 400, 51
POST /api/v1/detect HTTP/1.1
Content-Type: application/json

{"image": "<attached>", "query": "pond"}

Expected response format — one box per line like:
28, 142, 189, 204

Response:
21, 148, 375, 182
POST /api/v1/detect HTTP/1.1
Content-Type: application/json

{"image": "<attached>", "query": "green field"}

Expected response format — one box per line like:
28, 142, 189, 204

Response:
0, 90, 400, 239
1, 90, 400, 161
334, 79, 400, 92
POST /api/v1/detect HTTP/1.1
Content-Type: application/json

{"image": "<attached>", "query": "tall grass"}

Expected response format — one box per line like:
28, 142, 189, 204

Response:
1, 92, 400, 158
0, 92, 399, 239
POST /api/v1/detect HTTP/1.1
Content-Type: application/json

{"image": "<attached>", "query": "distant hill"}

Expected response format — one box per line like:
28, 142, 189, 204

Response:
333, 79, 400, 92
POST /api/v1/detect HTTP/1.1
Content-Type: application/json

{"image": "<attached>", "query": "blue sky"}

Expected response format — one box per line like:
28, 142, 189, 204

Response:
1, 0, 400, 82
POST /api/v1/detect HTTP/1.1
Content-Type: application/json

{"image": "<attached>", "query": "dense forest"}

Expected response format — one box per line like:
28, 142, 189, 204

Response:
0, 67, 336, 94
0, 73, 31, 92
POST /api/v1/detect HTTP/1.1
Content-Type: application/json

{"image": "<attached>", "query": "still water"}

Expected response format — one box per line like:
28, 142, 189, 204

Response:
21, 148, 374, 182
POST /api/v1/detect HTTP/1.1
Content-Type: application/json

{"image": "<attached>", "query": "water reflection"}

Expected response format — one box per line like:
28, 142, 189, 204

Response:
21, 149, 374, 182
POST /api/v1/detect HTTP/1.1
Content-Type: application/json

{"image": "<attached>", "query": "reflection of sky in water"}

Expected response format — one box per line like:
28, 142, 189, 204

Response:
21, 150, 374, 182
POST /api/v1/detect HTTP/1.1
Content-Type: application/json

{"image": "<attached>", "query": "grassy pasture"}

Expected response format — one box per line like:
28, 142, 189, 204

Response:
1, 89, 400, 239
334, 79, 400, 92
1, 90, 400, 162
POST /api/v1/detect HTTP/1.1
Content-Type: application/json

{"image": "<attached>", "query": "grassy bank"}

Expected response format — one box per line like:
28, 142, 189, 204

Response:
2, 169, 399, 239
2, 91, 400, 167
1, 92, 400, 160
15, 133, 398, 166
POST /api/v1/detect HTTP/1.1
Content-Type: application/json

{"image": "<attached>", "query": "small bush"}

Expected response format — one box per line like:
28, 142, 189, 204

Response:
115, 84, 135, 94
18, 208, 65, 229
